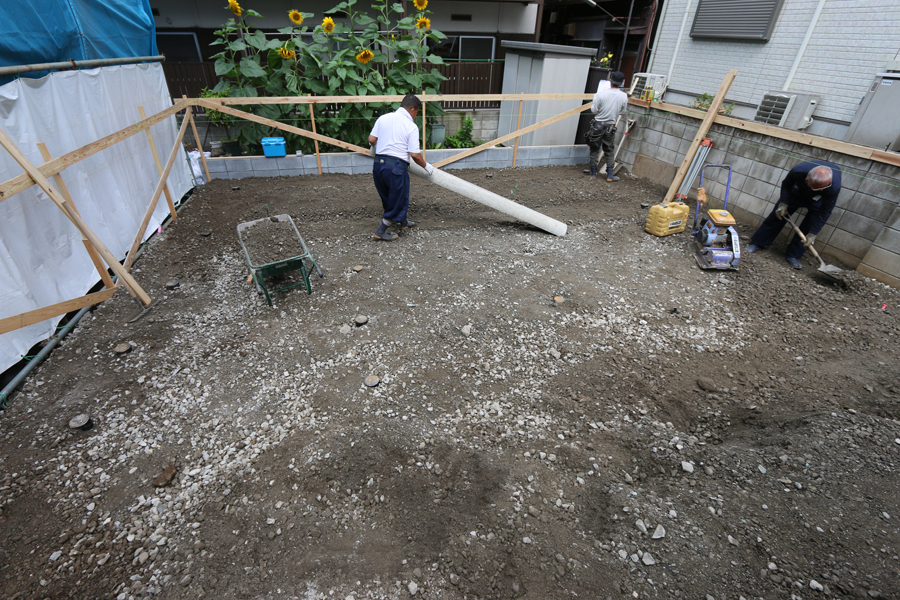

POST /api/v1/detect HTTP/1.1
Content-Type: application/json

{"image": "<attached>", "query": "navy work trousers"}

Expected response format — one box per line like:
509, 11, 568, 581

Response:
750, 204, 814, 260
373, 160, 410, 223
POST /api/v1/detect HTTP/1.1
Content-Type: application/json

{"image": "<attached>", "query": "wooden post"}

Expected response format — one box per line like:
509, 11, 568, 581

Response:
125, 106, 192, 270
138, 105, 177, 220
0, 126, 152, 305
0, 288, 117, 335
37, 143, 116, 290
663, 70, 737, 203
308, 95, 322, 175
184, 95, 211, 182
512, 93, 524, 167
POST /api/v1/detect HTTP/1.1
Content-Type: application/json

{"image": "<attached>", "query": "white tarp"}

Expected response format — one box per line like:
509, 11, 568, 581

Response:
0, 63, 194, 373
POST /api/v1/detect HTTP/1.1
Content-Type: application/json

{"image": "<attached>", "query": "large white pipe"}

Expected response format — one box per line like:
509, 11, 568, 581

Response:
667, 0, 694, 86
782, 0, 828, 91
410, 164, 567, 237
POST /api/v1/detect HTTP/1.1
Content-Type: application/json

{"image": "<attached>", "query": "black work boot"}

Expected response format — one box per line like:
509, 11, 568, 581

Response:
606, 168, 619, 182
373, 221, 398, 241
590, 166, 597, 179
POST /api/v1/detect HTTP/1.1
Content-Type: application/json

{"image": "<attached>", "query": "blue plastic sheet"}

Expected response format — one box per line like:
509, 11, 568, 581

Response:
0, 1, 157, 85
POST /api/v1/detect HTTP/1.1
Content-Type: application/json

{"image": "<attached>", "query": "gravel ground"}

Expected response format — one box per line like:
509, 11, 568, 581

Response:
1, 165, 899, 600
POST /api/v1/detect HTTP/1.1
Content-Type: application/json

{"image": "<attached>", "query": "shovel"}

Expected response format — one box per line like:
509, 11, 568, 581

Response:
784, 216, 844, 282
612, 118, 636, 175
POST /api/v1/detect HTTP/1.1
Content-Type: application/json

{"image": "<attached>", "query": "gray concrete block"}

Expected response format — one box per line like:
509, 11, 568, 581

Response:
827, 228, 875, 259
848, 192, 896, 222
301, 156, 319, 172
748, 160, 781, 182
817, 223, 836, 245
660, 134, 681, 152
728, 155, 756, 177
350, 166, 371, 175
859, 246, 900, 276
278, 169, 306, 177
734, 193, 769, 219
527, 146, 552, 159
753, 146, 791, 169
856, 173, 897, 198
229, 170, 256, 180
643, 128, 663, 146
661, 120, 686, 139
549, 146, 571, 159
206, 159, 228, 173
825, 152, 874, 173
677, 138, 692, 157
838, 170, 866, 193
250, 157, 279, 172
835, 188, 855, 209
742, 177, 776, 202
873, 225, 900, 252
656, 148, 677, 165
836, 211, 883, 241
327, 153, 354, 168
865, 160, 900, 179
887, 207, 900, 229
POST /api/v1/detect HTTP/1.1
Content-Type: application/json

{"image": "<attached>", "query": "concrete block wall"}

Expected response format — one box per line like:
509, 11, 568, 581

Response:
438, 109, 501, 144
618, 104, 900, 288
205, 145, 589, 180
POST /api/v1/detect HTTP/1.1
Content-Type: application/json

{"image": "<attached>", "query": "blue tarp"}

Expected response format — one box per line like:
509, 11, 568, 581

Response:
0, 1, 157, 85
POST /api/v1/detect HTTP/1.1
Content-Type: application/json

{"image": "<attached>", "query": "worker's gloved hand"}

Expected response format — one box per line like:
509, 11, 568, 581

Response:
369, 145, 376, 157
774, 203, 789, 220
803, 233, 817, 248
425, 163, 435, 176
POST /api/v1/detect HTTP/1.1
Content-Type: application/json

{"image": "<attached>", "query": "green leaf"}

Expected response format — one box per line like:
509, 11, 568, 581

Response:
211, 80, 230, 93
329, 76, 340, 90
306, 79, 328, 94
397, 17, 416, 28
429, 30, 447, 40
345, 70, 362, 82
286, 72, 301, 94
356, 15, 376, 26
265, 39, 283, 50
214, 58, 235, 76
392, 3, 404, 13
337, 67, 348, 80
246, 9, 263, 17
345, 83, 358, 95
239, 57, 268, 78
227, 39, 247, 52
278, 27, 295, 35
426, 54, 444, 65
366, 82, 380, 95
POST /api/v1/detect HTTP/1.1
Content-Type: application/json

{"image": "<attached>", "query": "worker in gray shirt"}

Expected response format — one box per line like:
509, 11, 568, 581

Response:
587, 71, 629, 182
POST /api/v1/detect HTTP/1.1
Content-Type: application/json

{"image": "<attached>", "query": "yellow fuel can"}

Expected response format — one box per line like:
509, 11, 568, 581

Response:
645, 202, 690, 237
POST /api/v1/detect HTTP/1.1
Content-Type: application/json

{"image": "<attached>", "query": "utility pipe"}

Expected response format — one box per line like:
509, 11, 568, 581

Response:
617, 0, 636, 71
666, 0, 694, 86
410, 164, 567, 237
0, 56, 165, 77
0, 186, 195, 409
782, 0, 828, 91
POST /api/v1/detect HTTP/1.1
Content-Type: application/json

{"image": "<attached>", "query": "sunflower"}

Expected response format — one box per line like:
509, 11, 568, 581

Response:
322, 17, 335, 34
416, 17, 430, 30
278, 46, 296, 60
356, 49, 374, 64
228, 0, 241, 16
414, 0, 428, 9
288, 10, 303, 25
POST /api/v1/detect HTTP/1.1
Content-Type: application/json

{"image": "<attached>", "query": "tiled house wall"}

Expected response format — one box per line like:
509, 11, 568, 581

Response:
618, 104, 900, 287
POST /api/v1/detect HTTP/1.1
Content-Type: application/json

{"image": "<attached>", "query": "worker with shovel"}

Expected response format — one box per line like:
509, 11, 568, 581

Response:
586, 71, 629, 182
368, 94, 436, 241
745, 161, 842, 269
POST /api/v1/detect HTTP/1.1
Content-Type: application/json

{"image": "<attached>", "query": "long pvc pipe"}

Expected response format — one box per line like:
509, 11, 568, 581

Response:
667, 0, 694, 86
0, 56, 165, 77
410, 164, 567, 236
782, 0, 827, 91
0, 182, 195, 409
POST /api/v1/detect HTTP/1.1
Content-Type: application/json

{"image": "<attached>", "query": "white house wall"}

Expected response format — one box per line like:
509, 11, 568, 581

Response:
647, 0, 900, 130
153, 0, 536, 34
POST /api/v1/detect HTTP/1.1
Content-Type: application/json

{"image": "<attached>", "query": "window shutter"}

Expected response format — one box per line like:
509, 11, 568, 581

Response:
690, 0, 786, 42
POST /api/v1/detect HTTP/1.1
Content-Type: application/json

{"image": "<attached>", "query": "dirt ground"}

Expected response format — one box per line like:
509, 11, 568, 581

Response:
1, 165, 899, 600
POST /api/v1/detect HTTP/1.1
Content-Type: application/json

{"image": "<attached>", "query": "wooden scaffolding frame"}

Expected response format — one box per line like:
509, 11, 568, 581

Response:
2, 81, 898, 335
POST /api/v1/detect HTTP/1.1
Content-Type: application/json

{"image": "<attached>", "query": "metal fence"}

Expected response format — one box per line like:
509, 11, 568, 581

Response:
161, 60, 504, 113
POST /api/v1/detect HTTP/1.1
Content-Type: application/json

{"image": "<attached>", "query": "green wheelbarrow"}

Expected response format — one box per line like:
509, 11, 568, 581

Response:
237, 214, 324, 306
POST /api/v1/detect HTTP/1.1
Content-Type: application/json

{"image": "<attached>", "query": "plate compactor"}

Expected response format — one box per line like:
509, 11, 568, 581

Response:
691, 164, 741, 271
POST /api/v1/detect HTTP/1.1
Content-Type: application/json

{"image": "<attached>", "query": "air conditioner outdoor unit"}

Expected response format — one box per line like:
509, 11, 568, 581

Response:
754, 92, 819, 130
631, 73, 667, 98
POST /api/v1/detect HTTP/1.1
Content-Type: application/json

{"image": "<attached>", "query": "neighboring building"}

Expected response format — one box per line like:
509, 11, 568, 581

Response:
645, 0, 900, 141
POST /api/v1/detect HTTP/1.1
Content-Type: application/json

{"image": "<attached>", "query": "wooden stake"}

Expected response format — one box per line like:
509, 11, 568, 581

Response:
663, 70, 738, 203
36, 143, 116, 290
138, 105, 177, 220
309, 94, 322, 175
512, 93, 524, 167
184, 95, 212, 182
0, 100, 189, 201
125, 106, 193, 270
434, 102, 593, 169
0, 287, 117, 335
0, 126, 151, 305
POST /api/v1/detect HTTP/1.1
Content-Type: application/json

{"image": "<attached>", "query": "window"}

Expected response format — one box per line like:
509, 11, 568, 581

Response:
156, 32, 203, 62
431, 36, 495, 60
690, 0, 786, 42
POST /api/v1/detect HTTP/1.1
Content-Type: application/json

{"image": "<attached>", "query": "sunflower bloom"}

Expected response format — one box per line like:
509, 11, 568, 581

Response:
228, 0, 241, 16
356, 49, 374, 64
278, 46, 296, 60
288, 10, 303, 25
414, 0, 428, 9
322, 17, 335, 34
416, 17, 430, 30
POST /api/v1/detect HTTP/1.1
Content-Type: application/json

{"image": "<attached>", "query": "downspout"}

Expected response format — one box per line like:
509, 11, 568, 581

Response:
647, 0, 668, 73
617, 0, 636, 71
782, 0, 828, 91
666, 0, 694, 86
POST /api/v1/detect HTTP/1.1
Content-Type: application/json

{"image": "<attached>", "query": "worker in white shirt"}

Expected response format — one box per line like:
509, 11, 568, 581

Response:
587, 71, 629, 182
367, 94, 435, 241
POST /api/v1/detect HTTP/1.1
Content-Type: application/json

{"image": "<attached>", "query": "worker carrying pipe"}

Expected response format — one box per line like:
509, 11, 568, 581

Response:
586, 71, 629, 182
368, 94, 567, 239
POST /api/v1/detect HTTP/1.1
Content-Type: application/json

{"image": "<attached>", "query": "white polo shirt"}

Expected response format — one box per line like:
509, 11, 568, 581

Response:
370, 107, 421, 161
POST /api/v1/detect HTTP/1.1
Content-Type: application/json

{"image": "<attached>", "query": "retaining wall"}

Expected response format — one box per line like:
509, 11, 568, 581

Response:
617, 105, 900, 288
